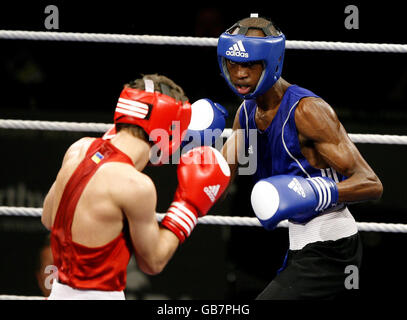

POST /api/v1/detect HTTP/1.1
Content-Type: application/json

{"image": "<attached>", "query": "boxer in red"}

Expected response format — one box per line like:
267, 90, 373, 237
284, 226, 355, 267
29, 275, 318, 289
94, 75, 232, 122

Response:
41, 74, 230, 299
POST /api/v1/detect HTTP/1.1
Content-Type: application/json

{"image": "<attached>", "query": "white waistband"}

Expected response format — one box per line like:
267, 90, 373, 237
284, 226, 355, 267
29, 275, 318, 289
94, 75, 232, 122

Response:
288, 207, 358, 251
48, 280, 125, 300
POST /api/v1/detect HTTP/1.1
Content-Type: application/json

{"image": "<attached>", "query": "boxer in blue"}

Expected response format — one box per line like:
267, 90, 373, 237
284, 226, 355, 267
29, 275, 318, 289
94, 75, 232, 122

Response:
218, 15, 383, 299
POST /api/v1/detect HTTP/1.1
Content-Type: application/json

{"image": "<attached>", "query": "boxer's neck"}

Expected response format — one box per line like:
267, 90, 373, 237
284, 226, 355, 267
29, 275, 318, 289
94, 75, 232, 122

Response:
110, 131, 150, 171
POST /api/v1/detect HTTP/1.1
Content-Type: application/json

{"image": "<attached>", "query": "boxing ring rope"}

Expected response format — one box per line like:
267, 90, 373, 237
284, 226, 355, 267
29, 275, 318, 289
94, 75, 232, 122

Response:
1, 206, 407, 234
1, 30, 407, 53
1, 119, 407, 145
1, 30, 407, 300
0, 295, 44, 300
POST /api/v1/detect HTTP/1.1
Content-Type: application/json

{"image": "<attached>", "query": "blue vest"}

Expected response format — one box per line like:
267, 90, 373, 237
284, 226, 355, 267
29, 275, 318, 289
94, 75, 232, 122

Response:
239, 84, 346, 184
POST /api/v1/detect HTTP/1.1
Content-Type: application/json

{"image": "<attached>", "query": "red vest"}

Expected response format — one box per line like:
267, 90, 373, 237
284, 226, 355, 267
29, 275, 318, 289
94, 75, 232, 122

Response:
51, 138, 133, 291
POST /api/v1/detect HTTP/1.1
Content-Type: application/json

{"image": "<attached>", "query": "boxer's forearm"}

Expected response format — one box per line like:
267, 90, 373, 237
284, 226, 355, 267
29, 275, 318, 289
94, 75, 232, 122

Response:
337, 172, 383, 203
136, 227, 180, 275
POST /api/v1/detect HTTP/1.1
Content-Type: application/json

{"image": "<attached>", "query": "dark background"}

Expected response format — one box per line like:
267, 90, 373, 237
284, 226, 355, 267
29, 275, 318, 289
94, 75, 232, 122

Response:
0, 1, 406, 300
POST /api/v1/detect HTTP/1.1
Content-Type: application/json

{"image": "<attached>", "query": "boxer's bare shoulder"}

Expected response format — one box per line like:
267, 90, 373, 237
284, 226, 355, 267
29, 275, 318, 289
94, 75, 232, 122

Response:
103, 161, 156, 203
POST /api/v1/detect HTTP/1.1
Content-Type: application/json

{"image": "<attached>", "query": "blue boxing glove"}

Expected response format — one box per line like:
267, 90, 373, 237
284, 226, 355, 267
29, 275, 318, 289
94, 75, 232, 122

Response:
250, 175, 339, 230
181, 99, 228, 150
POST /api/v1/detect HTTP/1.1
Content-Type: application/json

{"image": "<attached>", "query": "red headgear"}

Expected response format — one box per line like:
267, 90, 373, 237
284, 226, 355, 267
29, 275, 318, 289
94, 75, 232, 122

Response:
114, 79, 192, 164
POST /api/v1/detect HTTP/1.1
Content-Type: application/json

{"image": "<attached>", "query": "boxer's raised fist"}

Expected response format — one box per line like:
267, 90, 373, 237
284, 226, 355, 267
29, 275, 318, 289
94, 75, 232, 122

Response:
161, 146, 230, 242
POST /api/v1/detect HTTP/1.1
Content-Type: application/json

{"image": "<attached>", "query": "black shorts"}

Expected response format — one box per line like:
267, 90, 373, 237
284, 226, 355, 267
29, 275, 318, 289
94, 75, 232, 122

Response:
256, 232, 362, 300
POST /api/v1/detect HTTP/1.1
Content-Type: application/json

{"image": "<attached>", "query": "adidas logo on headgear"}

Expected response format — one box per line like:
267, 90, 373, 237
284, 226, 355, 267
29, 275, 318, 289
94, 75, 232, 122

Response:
226, 40, 249, 58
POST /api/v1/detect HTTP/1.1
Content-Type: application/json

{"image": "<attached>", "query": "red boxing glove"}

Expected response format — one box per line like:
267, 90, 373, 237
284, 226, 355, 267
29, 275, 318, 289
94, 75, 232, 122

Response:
161, 146, 231, 243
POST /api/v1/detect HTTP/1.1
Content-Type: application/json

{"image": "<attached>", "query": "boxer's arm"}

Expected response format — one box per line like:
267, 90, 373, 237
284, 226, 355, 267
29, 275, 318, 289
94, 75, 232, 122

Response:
120, 172, 179, 275
221, 105, 244, 193
295, 98, 383, 203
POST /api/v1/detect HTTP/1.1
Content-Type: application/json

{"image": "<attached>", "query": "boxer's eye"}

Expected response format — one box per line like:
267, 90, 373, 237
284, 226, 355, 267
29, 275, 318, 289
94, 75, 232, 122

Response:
244, 61, 262, 67
226, 59, 237, 66
226, 59, 262, 68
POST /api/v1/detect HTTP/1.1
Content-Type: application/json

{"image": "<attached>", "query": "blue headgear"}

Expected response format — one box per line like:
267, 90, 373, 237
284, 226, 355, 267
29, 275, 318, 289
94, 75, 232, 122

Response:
217, 18, 286, 99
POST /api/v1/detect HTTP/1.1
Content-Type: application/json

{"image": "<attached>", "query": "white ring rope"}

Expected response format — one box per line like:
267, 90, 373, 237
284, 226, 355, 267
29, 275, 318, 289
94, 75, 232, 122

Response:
1, 119, 407, 145
0, 30, 218, 46
1, 206, 406, 233
1, 30, 407, 53
0, 295, 45, 300
346, 133, 407, 145
0, 119, 110, 133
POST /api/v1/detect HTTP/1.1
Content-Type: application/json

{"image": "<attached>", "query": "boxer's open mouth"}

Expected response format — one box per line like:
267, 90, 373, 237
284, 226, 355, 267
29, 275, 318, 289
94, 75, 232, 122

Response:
235, 84, 251, 95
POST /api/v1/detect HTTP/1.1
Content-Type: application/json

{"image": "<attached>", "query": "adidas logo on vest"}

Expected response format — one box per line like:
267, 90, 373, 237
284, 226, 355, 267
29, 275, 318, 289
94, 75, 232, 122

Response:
288, 178, 306, 198
226, 40, 249, 58
204, 185, 220, 202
